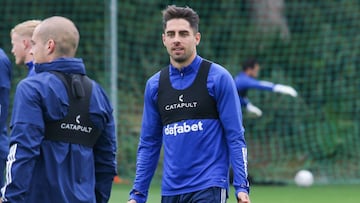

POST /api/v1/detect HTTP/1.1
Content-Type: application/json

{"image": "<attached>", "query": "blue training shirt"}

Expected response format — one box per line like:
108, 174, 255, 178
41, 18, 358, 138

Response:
234, 72, 275, 106
130, 55, 249, 203
1, 58, 117, 203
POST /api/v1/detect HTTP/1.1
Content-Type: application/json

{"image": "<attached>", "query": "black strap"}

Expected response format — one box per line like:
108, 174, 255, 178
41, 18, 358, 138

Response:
44, 71, 101, 147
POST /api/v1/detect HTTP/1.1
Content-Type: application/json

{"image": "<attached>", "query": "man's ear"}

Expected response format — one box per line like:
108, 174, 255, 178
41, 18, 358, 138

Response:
47, 39, 56, 54
162, 33, 166, 46
195, 32, 201, 46
23, 39, 30, 49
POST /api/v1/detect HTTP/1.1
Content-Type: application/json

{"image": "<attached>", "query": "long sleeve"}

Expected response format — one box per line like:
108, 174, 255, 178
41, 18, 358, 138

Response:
212, 68, 250, 194
234, 72, 275, 93
129, 76, 163, 203
0, 49, 11, 134
2, 81, 44, 202
93, 85, 117, 203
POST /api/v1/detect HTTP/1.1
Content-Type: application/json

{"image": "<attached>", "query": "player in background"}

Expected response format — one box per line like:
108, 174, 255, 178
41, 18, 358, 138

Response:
0, 48, 12, 188
234, 58, 298, 117
1, 16, 117, 203
128, 5, 250, 203
10, 20, 41, 77
1, 20, 41, 189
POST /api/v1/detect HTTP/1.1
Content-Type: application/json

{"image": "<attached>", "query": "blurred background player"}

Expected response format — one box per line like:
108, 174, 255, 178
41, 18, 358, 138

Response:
0, 48, 12, 187
234, 58, 298, 117
10, 20, 41, 77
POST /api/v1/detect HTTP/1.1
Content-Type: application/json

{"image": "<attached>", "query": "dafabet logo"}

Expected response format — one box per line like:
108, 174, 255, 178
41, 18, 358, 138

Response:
164, 121, 203, 136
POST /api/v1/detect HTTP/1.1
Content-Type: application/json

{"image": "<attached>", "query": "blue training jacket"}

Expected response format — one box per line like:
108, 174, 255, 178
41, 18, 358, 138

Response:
1, 58, 117, 203
129, 56, 249, 203
0, 48, 11, 161
25, 61, 36, 77
234, 72, 275, 107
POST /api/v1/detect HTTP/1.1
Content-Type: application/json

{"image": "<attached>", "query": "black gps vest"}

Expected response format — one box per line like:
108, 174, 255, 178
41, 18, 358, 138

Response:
157, 60, 219, 125
44, 72, 101, 147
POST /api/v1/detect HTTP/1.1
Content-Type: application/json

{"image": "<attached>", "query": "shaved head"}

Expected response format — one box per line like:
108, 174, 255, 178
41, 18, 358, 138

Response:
34, 16, 79, 57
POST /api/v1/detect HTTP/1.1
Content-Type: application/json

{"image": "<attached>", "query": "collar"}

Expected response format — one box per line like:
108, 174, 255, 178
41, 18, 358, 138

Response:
35, 58, 86, 75
25, 61, 34, 70
169, 55, 202, 75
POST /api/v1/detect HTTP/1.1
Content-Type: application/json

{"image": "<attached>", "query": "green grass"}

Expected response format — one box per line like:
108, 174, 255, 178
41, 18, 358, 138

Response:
109, 183, 360, 203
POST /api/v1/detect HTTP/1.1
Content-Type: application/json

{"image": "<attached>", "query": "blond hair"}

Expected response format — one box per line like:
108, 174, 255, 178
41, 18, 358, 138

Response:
10, 20, 42, 37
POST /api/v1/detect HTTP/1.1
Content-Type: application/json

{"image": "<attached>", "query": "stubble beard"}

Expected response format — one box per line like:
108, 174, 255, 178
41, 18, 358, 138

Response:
170, 51, 191, 64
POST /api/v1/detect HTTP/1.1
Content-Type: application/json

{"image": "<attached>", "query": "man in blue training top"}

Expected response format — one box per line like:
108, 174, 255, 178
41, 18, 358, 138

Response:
1, 16, 117, 203
128, 5, 251, 203
10, 20, 41, 77
0, 48, 12, 188
234, 58, 298, 117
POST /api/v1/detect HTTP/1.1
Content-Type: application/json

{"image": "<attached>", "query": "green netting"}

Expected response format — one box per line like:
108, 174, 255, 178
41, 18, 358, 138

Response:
1, 0, 359, 185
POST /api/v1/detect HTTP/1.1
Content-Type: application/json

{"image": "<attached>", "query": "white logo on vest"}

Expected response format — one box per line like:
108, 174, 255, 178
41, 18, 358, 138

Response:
165, 94, 198, 111
76, 115, 81, 124
164, 121, 204, 136
60, 114, 93, 133
179, 94, 184, 102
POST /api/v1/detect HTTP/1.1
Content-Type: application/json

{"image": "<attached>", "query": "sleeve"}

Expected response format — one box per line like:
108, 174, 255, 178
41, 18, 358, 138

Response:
129, 77, 163, 203
213, 68, 250, 195
234, 73, 274, 92
0, 53, 11, 132
1, 81, 44, 202
0, 87, 10, 132
239, 96, 250, 107
91, 85, 118, 203
234, 73, 272, 108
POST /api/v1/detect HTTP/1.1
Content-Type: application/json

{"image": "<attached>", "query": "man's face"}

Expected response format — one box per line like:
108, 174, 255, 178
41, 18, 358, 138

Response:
249, 64, 260, 78
162, 18, 200, 67
29, 28, 48, 64
11, 33, 30, 65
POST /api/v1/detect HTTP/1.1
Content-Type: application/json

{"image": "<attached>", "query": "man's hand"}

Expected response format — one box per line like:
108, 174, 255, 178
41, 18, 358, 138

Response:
127, 200, 136, 203
237, 192, 251, 203
273, 84, 298, 97
246, 103, 262, 117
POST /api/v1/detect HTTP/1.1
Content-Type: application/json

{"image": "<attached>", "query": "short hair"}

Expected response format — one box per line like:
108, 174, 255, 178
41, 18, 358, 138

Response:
10, 20, 42, 37
36, 16, 79, 56
162, 5, 199, 33
242, 58, 259, 71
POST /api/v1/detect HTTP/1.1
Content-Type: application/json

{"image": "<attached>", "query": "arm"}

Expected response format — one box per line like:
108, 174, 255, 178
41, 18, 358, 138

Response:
234, 72, 274, 92
234, 72, 297, 97
92, 85, 118, 203
239, 95, 262, 117
213, 68, 250, 196
1, 81, 43, 202
0, 87, 10, 132
234, 73, 268, 117
128, 78, 163, 203
0, 52, 11, 132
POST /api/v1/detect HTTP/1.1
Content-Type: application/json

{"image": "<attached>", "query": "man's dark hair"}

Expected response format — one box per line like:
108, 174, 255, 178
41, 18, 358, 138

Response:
162, 5, 199, 33
242, 58, 259, 71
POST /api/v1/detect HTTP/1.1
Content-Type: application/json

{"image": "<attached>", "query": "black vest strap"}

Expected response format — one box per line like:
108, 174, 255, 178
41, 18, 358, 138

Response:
157, 60, 219, 125
44, 71, 101, 147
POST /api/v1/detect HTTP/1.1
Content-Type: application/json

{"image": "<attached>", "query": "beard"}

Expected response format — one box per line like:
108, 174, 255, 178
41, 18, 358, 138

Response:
172, 56, 187, 63
169, 51, 192, 64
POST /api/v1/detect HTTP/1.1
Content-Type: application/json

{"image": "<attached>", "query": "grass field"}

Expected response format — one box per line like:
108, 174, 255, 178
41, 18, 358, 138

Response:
109, 183, 360, 203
